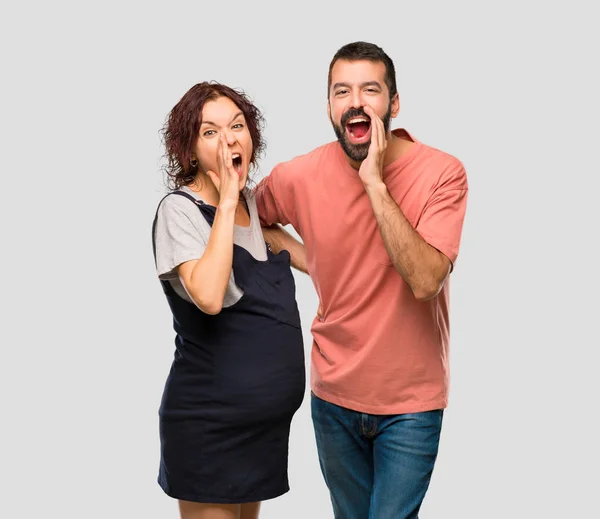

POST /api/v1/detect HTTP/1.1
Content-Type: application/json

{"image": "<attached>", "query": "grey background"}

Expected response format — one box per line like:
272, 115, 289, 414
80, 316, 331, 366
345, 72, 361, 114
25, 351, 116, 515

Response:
1, 1, 598, 517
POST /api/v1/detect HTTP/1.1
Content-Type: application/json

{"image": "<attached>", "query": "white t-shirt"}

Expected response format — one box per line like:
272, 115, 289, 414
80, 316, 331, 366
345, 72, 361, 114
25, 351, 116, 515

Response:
153, 186, 268, 306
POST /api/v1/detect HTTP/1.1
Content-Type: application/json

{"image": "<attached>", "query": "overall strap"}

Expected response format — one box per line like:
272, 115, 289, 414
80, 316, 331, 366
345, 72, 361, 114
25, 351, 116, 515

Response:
169, 189, 206, 206
151, 190, 209, 265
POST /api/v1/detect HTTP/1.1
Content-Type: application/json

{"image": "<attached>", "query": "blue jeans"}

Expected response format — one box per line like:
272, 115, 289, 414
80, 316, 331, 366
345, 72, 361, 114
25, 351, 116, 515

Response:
311, 393, 443, 519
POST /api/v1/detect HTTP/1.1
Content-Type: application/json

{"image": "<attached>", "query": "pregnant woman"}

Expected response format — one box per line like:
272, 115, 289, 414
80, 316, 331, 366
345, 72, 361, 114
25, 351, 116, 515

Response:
152, 81, 306, 519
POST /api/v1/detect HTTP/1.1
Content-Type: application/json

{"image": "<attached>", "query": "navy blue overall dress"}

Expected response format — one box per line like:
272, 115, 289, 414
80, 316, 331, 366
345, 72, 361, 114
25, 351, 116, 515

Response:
152, 191, 305, 503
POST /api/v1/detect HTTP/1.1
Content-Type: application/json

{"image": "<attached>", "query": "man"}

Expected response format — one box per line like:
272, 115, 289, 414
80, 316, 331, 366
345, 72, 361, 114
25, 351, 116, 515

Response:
257, 41, 468, 518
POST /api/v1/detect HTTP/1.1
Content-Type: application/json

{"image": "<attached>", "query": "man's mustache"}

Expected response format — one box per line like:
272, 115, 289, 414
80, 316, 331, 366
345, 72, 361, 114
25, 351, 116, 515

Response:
341, 108, 371, 127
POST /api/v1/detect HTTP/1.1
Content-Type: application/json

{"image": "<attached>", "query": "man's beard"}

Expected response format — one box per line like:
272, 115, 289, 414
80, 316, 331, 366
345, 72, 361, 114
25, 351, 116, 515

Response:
331, 103, 392, 162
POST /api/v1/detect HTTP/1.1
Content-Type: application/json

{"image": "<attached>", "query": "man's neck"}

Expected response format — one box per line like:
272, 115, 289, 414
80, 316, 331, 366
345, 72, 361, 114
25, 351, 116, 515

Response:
383, 129, 415, 167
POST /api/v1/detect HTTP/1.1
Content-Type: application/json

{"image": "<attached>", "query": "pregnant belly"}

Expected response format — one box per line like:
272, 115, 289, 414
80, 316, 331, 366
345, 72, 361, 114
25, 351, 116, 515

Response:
161, 324, 305, 422
215, 324, 305, 416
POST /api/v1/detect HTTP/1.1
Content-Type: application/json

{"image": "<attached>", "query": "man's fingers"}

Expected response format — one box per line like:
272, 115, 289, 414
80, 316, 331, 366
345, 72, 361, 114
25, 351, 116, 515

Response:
372, 108, 384, 150
364, 105, 385, 151
378, 117, 385, 151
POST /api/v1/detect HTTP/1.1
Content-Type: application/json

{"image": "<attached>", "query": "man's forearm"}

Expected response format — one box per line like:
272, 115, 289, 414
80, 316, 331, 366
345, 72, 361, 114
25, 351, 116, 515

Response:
261, 225, 308, 274
365, 182, 450, 300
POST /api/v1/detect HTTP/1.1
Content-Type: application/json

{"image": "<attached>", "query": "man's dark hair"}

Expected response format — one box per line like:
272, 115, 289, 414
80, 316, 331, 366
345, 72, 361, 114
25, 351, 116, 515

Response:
327, 41, 397, 99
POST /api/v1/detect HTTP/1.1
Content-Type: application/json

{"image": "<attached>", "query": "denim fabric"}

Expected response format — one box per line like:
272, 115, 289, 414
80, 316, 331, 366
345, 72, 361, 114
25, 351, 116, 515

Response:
311, 393, 443, 519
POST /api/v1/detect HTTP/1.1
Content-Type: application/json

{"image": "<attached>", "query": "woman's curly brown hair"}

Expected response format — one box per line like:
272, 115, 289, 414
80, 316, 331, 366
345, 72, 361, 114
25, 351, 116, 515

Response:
160, 81, 266, 190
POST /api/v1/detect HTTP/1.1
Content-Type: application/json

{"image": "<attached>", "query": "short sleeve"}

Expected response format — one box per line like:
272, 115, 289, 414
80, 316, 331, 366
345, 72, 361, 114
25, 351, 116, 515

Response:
254, 165, 294, 227
153, 195, 211, 280
416, 161, 468, 269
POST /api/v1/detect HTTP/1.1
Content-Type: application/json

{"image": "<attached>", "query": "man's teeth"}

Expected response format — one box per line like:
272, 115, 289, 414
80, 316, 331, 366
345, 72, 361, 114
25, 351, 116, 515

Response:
348, 117, 369, 124
232, 153, 240, 159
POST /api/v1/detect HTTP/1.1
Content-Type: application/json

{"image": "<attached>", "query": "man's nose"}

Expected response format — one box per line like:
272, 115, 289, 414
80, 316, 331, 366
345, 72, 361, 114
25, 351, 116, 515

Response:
349, 90, 363, 109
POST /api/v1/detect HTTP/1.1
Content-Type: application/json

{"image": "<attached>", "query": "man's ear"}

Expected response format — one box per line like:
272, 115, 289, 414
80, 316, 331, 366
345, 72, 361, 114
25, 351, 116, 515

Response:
391, 93, 400, 118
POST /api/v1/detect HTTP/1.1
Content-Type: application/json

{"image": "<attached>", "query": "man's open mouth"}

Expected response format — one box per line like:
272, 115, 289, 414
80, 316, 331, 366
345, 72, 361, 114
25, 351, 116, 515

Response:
345, 116, 371, 143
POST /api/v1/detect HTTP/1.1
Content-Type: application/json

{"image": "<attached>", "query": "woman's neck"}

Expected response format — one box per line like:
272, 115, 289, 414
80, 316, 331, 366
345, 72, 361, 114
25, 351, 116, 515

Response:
187, 173, 220, 206
186, 174, 250, 226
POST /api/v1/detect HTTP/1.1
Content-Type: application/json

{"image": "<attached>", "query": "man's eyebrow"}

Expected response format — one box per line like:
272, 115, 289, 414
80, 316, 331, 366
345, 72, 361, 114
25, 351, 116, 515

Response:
332, 82, 351, 91
201, 111, 244, 126
331, 81, 383, 91
361, 81, 383, 89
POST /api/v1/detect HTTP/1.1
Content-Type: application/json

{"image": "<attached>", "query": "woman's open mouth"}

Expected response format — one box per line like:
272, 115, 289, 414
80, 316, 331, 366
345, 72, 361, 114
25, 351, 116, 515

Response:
232, 153, 243, 175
